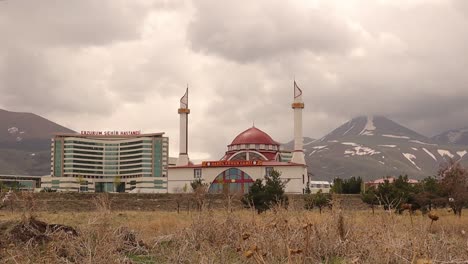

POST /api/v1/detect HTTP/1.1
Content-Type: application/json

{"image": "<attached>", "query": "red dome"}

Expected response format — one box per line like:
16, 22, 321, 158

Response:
230, 127, 279, 146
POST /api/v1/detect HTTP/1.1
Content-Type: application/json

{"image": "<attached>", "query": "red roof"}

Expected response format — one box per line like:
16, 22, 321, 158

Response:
230, 127, 279, 146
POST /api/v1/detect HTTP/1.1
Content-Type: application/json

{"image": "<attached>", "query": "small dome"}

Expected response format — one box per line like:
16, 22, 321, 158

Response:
230, 127, 279, 146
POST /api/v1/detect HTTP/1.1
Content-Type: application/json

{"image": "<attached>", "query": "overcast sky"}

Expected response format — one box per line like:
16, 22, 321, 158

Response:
1, 0, 468, 160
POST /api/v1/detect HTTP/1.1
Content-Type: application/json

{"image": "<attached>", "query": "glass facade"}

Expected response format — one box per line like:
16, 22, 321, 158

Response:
208, 168, 254, 194
53, 140, 63, 177
51, 134, 168, 192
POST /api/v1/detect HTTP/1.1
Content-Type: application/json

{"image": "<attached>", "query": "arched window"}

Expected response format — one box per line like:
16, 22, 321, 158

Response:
229, 151, 267, 161
208, 168, 255, 194
249, 152, 265, 161
230, 152, 247, 161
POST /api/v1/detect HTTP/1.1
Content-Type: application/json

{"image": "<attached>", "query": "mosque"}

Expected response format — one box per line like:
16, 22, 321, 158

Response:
168, 83, 308, 194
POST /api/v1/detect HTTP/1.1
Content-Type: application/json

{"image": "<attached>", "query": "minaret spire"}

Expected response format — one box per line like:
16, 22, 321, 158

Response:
291, 81, 306, 165
177, 86, 190, 166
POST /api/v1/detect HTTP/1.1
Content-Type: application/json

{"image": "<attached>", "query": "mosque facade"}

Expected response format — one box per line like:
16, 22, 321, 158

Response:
168, 82, 308, 194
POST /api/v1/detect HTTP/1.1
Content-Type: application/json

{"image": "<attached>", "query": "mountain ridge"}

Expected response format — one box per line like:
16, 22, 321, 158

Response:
301, 115, 468, 181
0, 109, 74, 175
432, 126, 468, 146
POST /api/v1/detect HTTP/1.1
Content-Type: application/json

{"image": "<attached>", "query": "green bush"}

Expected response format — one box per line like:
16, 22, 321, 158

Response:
242, 169, 288, 213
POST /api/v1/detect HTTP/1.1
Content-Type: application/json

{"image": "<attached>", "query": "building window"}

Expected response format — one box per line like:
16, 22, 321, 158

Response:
260, 144, 265, 149
194, 169, 202, 179
265, 167, 274, 177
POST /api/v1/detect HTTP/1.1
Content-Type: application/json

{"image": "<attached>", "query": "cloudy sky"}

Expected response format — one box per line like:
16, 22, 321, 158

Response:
1, 0, 468, 160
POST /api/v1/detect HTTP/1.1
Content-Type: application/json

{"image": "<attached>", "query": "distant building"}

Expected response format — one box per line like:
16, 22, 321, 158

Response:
41, 132, 169, 193
365, 176, 419, 188
0, 175, 42, 191
308, 180, 331, 193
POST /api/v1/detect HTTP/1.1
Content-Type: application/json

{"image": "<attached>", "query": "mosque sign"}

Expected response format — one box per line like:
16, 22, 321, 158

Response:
80, 131, 141, 136
202, 160, 263, 167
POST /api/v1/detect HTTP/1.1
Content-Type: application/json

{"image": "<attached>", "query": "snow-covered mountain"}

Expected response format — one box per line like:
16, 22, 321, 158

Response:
432, 127, 468, 145
303, 116, 468, 181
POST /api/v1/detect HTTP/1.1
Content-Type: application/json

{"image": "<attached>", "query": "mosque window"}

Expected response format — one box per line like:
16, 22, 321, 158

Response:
230, 152, 247, 161
255, 144, 260, 150
249, 152, 267, 161
194, 169, 202, 179
260, 144, 265, 150
208, 168, 254, 194
250, 144, 255, 149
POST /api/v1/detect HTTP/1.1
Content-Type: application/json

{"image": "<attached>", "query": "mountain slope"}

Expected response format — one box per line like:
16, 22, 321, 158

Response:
282, 137, 315, 151
432, 127, 468, 145
0, 109, 74, 175
305, 116, 468, 181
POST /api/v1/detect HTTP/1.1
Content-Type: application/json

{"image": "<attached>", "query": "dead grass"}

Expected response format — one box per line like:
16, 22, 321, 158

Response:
0, 205, 467, 263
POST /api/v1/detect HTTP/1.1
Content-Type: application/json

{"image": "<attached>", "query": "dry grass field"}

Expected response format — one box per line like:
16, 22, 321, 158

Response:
0, 195, 467, 263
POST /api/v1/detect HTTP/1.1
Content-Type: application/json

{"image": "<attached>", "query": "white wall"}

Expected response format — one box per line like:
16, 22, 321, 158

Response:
167, 165, 306, 194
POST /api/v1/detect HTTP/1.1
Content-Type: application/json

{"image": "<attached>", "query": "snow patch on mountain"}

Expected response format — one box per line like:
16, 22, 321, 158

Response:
403, 153, 421, 170
312, 146, 328, 150
359, 116, 376, 136
308, 146, 328, 156
422, 148, 437, 161
344, 145, 381, 156
341, 142, 359, 147
8, 127, 19, 134
438, 149, 454, 159
411, 147, 418, 151
410, 140, 437, 146
382, 134, 410, 139
343, 123, 355, 136
457, 150, 467, 158
378, 145, 396, 148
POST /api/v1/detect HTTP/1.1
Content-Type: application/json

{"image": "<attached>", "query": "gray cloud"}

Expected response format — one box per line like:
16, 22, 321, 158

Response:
0, 0, 155, 47
188, 0, 355, 62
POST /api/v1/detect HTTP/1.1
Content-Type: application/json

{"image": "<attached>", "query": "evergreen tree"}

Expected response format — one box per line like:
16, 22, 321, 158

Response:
304, 189, 332, 213
361, 186, 379, 214
331, 178, 343, 193
242, 169, 288, 213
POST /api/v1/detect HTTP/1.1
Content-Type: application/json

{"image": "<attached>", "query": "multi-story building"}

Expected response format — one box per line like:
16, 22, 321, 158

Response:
41, 132, 168, 193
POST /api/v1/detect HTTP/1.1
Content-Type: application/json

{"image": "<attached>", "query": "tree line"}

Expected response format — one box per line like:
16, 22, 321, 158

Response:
361, 160, 468, 217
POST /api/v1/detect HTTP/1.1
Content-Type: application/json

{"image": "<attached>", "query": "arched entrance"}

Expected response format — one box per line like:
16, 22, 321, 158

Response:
208, 168, 255, 194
